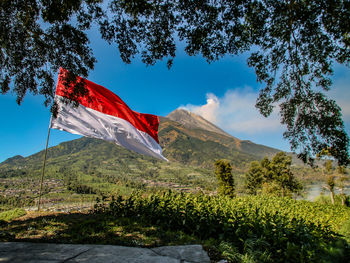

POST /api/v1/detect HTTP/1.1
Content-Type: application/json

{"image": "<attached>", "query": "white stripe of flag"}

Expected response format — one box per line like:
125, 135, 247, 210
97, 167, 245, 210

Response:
51, 68, 167, 161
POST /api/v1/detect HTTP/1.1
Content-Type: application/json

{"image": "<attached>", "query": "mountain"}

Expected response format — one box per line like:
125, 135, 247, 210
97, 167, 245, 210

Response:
0, 109, 281, 176
1, 155, 25, 166
161, 109, 280, 166
0, 109, 286, 197
167, 109, 233, 137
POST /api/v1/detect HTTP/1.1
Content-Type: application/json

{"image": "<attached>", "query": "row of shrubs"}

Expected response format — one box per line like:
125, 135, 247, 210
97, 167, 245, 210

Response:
94, 191, 350, 262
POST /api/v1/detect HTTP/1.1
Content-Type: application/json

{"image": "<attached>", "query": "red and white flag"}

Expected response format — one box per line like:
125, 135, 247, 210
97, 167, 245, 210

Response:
51, 68, 167, 161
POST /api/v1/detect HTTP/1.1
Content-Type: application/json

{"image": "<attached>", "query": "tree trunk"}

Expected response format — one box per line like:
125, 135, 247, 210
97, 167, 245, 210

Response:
330, 190, 335, 205
340, 189, 345, 206
339, 184, 345, 206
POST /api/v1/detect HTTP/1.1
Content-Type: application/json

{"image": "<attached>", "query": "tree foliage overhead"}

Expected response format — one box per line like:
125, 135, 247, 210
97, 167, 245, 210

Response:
1, 0, 349, 165
0, 0, 103, 106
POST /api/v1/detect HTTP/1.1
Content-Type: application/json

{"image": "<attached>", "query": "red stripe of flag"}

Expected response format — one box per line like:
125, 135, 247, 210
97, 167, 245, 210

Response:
55, 68, 160, 143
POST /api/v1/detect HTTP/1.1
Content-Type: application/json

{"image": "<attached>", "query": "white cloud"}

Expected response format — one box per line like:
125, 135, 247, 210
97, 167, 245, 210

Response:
182, 87, 282, 135
183, 93, 219, 123
178, 71, 349, 151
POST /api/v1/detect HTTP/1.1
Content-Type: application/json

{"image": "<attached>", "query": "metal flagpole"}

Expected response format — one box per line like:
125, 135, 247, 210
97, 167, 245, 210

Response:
37, 118, 52, 211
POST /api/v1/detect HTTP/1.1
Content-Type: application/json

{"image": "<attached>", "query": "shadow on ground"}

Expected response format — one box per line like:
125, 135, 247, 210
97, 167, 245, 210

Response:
0, 212, 199, 247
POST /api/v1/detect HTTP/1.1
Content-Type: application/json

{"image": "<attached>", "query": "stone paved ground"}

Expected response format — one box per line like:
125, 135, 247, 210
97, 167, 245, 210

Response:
0, 242, 211, 263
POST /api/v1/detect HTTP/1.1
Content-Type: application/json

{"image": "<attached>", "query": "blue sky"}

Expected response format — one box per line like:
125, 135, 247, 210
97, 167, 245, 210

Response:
1, 30, 349, 163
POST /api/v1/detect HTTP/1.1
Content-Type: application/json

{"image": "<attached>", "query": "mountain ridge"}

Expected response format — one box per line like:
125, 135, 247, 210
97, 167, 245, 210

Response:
1, 109, 281, 170
166, 108, 234, 138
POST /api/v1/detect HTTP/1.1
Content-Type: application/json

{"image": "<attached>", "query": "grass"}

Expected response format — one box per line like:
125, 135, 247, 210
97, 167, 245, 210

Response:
0, 211, 200, 248
0, 208, 26, 222
0, 209, 224, 262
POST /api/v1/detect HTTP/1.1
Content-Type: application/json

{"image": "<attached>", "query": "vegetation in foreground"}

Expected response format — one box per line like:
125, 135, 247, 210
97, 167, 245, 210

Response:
0, 208, 26, 222
1, 191, 349, 263
0, 150, 349, 262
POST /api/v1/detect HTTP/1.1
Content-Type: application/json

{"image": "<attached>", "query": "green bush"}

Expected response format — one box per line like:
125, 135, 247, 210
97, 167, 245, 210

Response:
96, 191, 350, 262
0, 195, 35, 207
215, 160, 235, 197
0, 208, 26, 222
339, 218, 350, 243
315, 194, 350, 207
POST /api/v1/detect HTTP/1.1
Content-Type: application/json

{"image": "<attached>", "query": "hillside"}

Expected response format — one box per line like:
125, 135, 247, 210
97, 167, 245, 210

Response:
0, 109, 282, 198
167, 108, 233, 137
160, 110, 280, 167
0, 109, 280, 170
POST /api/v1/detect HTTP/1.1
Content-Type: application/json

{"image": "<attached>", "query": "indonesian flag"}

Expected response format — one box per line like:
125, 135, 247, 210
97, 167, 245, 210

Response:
51, 68, 167, 161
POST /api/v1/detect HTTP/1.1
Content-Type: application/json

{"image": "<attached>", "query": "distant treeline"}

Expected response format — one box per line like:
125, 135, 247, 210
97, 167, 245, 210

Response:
0, 195, 35, 208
